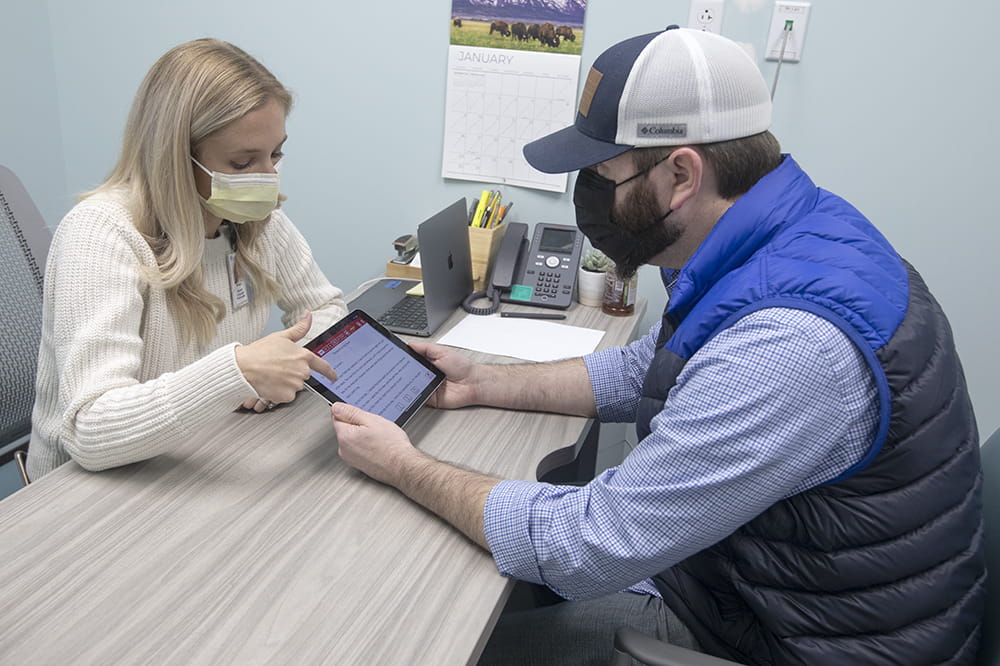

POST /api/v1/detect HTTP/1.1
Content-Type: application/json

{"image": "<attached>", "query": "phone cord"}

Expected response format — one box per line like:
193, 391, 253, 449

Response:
461, 288, 500, 315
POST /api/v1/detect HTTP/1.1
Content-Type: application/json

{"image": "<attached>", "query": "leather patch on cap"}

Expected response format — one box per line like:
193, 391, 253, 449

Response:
579, 68, 603, 118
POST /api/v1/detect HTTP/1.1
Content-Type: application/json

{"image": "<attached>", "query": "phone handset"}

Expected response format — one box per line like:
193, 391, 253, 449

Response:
461, 222, 528, 316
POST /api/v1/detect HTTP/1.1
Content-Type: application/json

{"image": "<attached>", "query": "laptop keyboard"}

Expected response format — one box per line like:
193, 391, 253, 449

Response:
379, 296, 428, 330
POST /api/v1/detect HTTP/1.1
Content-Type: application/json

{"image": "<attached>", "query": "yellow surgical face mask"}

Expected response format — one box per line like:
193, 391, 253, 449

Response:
192, 157, 281, 223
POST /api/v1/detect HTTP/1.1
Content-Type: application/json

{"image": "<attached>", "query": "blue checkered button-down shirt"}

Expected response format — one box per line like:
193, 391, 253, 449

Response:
483, 307, 879, 600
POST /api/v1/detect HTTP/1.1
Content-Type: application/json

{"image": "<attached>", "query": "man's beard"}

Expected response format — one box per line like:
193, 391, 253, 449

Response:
609, 180, 682, 280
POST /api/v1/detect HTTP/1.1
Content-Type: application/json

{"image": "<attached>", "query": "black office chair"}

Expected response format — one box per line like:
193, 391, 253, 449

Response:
612, 628, 741, 666
612, 426, 1000, 666
0, 165, 52, 493
978, 426, 1000, 665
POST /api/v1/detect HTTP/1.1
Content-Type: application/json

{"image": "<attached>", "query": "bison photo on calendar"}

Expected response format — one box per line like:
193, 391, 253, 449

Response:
449, 0, 586, 54
442, 0, 588, 192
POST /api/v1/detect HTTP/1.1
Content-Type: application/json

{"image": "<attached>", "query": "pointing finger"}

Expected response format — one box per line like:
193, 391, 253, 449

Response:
307, 353, 338, 383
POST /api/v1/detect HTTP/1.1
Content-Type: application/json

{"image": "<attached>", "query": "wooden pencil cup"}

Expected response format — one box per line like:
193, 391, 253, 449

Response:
468, 223, 506, 292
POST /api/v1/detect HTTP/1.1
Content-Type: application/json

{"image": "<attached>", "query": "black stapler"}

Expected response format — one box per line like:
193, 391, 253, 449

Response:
391, 234, 418, 264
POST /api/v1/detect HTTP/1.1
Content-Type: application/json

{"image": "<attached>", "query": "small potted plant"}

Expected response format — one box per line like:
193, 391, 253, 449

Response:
578, 247, 612, 307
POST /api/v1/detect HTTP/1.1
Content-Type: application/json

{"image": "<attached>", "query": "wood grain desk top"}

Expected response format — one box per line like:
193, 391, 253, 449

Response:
0, 299, 647, 665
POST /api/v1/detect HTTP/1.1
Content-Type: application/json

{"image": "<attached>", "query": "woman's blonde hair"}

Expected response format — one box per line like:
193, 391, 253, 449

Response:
91, 38, 290, 344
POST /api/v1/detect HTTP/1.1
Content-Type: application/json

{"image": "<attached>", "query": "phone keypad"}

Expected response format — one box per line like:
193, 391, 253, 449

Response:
526, 269, 574, 302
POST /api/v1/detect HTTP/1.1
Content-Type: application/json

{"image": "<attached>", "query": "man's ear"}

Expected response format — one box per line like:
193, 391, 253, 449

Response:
664, 147, 703, 211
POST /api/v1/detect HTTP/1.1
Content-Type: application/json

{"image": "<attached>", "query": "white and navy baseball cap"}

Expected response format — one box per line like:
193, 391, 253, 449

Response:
523, 26, 772, 174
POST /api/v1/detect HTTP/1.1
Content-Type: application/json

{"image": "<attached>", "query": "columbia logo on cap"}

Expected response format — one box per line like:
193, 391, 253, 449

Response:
639, 124, 687, 137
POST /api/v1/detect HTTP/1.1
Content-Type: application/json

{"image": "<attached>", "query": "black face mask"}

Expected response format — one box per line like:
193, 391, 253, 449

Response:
573, 166, 674, 278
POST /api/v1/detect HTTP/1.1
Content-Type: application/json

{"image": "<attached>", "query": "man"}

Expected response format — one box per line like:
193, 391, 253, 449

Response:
332, 27, 985, 665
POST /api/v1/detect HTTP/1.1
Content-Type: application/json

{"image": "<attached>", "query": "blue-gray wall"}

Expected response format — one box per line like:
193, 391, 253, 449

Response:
3, 0, 998, 439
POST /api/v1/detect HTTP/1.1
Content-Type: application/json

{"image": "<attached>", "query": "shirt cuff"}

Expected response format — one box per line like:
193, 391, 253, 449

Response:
583, 347, 639, 423
483, 479, 550, 584
484, 478, 663, 599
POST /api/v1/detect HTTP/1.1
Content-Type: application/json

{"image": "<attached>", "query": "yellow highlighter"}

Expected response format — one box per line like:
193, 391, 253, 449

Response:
472, 189, 490, 227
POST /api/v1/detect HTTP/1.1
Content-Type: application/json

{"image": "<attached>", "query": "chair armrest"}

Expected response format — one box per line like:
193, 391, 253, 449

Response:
612, 627, 744, 666
14, 450, 29, 485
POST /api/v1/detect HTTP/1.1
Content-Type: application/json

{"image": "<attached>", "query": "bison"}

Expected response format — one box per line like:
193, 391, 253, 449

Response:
556, 26, 576, 41
538, 22, 560, 47
511, 22, 528, 41
489, 21, 511, 37
453, 18, 462, 28
526, 23, 540, 41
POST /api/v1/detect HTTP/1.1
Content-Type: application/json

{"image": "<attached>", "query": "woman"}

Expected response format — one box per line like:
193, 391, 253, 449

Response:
26, 38, 347, 479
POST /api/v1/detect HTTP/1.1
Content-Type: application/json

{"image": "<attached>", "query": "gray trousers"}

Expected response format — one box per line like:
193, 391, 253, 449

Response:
477, 584, 700, 665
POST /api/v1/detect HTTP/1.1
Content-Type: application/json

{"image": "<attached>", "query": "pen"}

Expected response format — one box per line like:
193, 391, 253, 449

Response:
500, 312, 567, 320
487, 197, 503, 228
484, 190, 501, 227
499, 201, 513, 222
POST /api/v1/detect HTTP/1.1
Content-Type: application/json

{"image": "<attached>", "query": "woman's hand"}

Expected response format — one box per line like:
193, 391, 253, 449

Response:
235, 312, 336, 407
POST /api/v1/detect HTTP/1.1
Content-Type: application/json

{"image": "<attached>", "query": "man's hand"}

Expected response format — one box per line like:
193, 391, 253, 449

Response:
236, 312, 337, 407
408, 341, 596, 417
407, 341, 482, 409
331, 402, 421, 486
330, 401, 497, 551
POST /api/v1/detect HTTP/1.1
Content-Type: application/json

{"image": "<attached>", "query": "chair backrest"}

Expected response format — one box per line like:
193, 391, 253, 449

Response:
980, 426, 1000, 665
0, 165, 51, 450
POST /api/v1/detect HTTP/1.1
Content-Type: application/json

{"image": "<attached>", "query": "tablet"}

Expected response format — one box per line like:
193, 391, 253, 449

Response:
303, 309, 445, 426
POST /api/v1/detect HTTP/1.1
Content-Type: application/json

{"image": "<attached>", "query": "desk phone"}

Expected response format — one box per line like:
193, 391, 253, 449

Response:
493, 222, 584, 310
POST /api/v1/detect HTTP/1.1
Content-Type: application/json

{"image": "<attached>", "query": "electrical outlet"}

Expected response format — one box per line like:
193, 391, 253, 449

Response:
688, 0, 725, 35
765, 1, 810, 62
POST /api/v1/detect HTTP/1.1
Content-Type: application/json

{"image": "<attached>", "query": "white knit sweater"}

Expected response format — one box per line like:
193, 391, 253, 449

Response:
26, 193, 347, 479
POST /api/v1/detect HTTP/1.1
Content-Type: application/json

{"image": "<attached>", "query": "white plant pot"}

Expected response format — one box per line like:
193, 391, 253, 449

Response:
577, 268, 606, 307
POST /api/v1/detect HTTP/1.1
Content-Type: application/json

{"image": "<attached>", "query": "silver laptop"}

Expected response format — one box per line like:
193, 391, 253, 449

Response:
348, 198, 473, 337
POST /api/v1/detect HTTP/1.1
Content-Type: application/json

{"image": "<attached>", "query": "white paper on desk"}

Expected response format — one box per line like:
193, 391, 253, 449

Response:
436, 313, 605, 362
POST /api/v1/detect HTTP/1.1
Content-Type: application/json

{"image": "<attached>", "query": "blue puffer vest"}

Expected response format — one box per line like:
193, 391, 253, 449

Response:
641, 157, 985, 664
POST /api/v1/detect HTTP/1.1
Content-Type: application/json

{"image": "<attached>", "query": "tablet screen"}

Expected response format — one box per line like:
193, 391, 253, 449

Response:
303, 310, 444, 426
